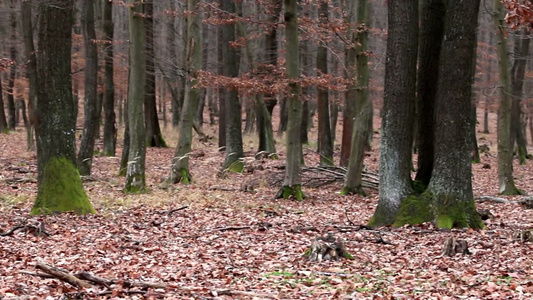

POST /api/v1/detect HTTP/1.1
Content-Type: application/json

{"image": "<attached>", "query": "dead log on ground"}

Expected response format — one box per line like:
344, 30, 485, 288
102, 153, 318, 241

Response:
35, 261, 91, 288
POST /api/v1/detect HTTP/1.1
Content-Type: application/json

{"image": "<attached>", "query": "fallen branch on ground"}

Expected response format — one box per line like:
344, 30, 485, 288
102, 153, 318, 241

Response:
1, 220, 49, 237
475, 196, 511, 204
35, 261, 91, 288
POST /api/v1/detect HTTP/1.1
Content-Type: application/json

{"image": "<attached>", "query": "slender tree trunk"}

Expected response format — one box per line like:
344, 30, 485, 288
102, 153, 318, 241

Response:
125, 0, 147, 192
510, 31, 530, 165
77, 0, 99, 176
119, 99, 129, 176
144, 2, 166, 148
414, 0, 445, 186
275, 0, 304, 200
341, 0, 371, 195
425, 0, 483, 229
102, 0, 116, 156
471, 102, 481, 163
32, 0, 94, 215
21, 0, 37, 150
300, 97, 309, 144
264, 0, 282, 116
0, 78, 7, 133
316, 0, 333, 165
169, 0, 201, 183
493, 0, 521, 195
368, 0, 418, 226
6, 8, 17, 130
221, 0, 244, 171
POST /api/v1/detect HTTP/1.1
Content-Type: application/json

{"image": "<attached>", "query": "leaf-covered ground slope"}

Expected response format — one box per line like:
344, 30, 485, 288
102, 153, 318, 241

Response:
1, 119, 532, 299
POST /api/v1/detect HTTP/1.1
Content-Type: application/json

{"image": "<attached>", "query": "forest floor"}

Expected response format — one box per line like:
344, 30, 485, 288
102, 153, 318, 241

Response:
1, 111, 533, 299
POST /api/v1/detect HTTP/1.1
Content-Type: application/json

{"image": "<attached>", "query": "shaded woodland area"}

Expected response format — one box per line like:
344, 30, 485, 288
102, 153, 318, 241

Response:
0, 0, 532, 298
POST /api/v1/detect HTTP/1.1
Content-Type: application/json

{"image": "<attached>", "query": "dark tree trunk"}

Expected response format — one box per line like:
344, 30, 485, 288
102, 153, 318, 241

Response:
368, 0, 418, 226
6, 9, 17, 130
221, 0, 244, 171
119, 99, 129, 176
102, 0, 117, 156
414, 0, 445, 186
0, 78, 7, 132
510, 31, 530, 164
316, 0, 333, 165
218, 26, 226, 149
264, 0, 282, 115
33, 0, 94, 215
125, 0, 147, 192
425, 0, 483, 229
144, 2, 166, 148
22, 0, 37, 151
300, 97, 309, 144
77, 0, 99, 176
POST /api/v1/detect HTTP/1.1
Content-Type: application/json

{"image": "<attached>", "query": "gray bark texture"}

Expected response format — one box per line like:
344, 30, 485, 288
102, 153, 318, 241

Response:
102, 0, 117, 156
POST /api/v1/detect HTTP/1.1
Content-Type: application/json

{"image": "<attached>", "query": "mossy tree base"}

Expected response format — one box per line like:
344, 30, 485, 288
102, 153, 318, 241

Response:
275, 185, 305, 200
31, 157, 95, 215
169, 168, 192, 184
500, 185, 524, 196
224, 160, 244, 173
369, 191, 485, 229
340, 185, 366, 197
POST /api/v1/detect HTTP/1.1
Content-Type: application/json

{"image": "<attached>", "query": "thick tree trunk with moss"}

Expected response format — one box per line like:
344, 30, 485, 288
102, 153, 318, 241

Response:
169, 0, 201, 183
102, 0, 116, 156
124, 0, 147, 192
275, 0, 304, 200
341, 0, 371, 195
395, 0, 484, 229
368, 0, 418, 226
510, 32, 529, 165
144, 2, 166, 148
22, 0, 37, 150
316, 0, 333, 166
221, 0, 244, 172
493, 0, 521, 195
32, 0, 94, 215
414, 0, 445, 186
77, 0, 99, 176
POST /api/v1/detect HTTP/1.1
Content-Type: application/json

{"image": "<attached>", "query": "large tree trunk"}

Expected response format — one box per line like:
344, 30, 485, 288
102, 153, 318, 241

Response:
275, 0, 304, 200
169, 0, 201, 183
144, 2, 166, 148
368, 0, 418, 226
414, 0, 445, 186
77, 0, 99, 176
510, 31, 530, 165
221, 0, 244, 171
341, 0, 371, 195
32, 0, 94, 215
423, 0, 483, 229
493, 0, 521, 195
21, 0, 37, 151
102, 0, 117, 157
316, 0, 333, 166
124, 0, 147, 192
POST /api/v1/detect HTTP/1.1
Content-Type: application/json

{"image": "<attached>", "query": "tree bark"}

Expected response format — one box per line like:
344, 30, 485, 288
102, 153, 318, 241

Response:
341, 0, 371, 195
144, 2, 166, 148
275, 0, 304, 200
6, 8, 17, 130
221, 0, 244, 171
169, 0, 201, 183
368, 0, 418, 226
125, 0, 147, 192
510, 31, 530, 165
0, 77, 7, 133
102, 0, 117, 156
424, 0, 483, 229
77, 0, 99, 176
21, 0, 37, 150
493, 0, 521, 195
414, 0, 445, 186
32, 0, 94, 215
317, 0, 333, 165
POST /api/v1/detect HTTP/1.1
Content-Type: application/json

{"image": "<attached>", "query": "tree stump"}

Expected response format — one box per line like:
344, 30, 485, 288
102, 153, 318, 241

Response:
304, 232, 353, 262
442, 237, 470, 256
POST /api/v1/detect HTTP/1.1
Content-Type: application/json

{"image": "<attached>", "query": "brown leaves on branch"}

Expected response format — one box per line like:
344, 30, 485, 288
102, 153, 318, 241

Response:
503, 0, 533, 29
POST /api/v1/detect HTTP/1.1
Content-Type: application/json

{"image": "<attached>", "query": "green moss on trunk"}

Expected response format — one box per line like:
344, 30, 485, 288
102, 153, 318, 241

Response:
392, 193, 433, 227
31, 157, 95, 215
275, 185, 305, 201
225, 160, 244, 173
434, 193, 485, 229
170, 168, 192, 184
124, 173, 146, 193
340, 186, 366, 196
